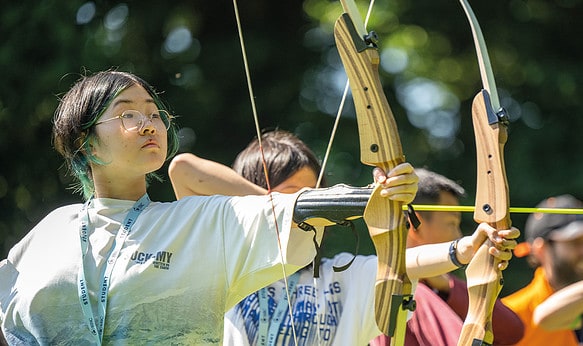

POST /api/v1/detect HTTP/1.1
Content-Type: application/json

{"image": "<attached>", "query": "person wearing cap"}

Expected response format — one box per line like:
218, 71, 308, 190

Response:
502, 194, 583, 345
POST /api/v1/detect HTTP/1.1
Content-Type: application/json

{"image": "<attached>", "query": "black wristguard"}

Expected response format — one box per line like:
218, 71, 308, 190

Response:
293, 183, 372, 226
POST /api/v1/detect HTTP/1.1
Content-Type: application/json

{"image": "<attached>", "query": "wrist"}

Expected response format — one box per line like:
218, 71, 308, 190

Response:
449, 238, 466, 268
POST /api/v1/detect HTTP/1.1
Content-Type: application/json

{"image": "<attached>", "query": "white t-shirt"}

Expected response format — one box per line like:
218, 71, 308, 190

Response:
0, 193, 321, 345
223, 253, 385, 346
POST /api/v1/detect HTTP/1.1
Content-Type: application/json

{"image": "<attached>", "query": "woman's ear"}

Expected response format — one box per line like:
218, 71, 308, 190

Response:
78, 131, 98, 155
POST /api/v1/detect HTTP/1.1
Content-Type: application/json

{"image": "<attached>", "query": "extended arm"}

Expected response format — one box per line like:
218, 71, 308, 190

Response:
533, 280, 583, 331
295, 187, 518, 278
170, 154, 517, 275
168, 153, 266, 199
169, 153, 418, 223
406, 223, 518, 280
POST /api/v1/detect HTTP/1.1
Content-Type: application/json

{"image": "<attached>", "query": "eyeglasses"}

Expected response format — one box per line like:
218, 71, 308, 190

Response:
95, 110, 174, 131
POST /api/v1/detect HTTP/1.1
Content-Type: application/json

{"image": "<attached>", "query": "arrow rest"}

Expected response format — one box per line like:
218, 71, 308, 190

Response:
364, 31, 379, 46
482, 89, 510, 126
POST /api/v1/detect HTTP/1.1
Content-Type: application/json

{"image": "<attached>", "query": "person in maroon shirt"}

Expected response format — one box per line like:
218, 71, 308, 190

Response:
370, 168, 524, 346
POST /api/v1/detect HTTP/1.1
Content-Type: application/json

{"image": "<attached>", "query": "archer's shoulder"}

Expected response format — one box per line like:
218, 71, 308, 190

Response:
23, 203, 84, 232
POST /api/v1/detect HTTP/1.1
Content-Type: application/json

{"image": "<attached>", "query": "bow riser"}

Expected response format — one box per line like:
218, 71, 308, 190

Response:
458, 90, 511, 346
334, 14, 405, 169
334, 12, 411, 343
473, 91, 510, 227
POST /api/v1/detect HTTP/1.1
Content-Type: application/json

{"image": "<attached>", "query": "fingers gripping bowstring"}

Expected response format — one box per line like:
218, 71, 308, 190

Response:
232, 1, 299, 344
316, 0, 376, 188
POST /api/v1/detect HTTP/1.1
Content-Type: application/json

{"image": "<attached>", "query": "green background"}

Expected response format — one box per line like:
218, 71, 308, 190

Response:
1, 0, 582, 296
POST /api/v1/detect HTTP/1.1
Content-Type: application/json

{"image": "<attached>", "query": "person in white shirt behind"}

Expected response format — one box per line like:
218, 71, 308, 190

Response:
169, 129, 519, 345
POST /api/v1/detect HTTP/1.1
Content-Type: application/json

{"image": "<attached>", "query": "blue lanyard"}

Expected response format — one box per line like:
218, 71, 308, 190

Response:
258, 271, 300, 346
77, 194, 150, 344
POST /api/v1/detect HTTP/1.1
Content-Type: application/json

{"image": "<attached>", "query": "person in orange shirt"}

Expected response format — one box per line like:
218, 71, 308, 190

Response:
502, 194, 583, 345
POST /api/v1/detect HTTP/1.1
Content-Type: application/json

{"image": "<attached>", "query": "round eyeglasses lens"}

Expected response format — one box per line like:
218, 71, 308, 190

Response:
121, 110, 172, 131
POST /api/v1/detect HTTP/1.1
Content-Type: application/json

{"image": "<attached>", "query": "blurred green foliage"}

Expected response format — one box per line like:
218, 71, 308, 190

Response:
1, 0, 582, 296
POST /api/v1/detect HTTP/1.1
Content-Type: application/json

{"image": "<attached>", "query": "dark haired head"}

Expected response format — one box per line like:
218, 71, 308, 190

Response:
412, 168, 465, 222
52, 70, 179, 199
232, 129, 324, 189
413, 168, 465, 204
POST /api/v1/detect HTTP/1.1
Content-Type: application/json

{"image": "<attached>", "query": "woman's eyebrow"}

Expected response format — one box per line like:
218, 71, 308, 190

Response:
111, 98, 156, 108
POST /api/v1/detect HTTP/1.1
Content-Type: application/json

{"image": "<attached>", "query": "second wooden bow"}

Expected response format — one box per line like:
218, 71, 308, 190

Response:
456, 1, 512, 345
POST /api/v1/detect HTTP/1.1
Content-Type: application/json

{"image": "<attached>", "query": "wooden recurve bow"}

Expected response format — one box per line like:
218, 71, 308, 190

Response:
334, 0, 415, 343
456, 1, 511, 345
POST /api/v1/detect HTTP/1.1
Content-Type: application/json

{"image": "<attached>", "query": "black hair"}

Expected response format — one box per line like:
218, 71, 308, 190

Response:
232, 129, 325, 189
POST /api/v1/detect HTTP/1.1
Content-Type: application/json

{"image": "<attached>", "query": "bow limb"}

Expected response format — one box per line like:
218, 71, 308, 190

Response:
457, 1, 511, 345
334, 1, 414, 342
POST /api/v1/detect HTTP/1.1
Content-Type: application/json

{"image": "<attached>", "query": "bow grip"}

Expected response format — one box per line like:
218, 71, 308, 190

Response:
473, 90, 510, 228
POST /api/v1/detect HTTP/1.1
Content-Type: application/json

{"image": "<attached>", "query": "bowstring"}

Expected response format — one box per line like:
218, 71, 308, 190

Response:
231, 1, 299, 345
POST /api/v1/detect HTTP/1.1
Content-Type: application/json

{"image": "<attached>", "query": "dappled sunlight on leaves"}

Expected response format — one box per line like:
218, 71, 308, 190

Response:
0, 0, 581, 294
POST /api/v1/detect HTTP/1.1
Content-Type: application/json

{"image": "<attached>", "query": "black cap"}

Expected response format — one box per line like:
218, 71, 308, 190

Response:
524, 194, 583, 242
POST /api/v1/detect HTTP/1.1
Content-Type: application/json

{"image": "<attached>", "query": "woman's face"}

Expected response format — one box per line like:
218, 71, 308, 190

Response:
91, 85, 168, 179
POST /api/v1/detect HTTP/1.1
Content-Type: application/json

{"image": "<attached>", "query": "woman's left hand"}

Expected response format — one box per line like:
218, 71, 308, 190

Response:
372, 162, 419, 204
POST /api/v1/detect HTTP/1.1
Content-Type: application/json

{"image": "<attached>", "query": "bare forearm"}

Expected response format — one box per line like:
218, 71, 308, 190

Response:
405, 233, 485, 280
169, 153, 266, 199
534, 280, 583, 330
406, 242, 459, 279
